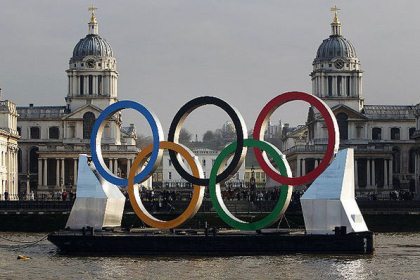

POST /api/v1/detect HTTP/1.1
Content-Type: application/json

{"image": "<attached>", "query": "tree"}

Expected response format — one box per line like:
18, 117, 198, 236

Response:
203, 130, 215, 143
179, 128, 192, 144
136, 134, 152, 149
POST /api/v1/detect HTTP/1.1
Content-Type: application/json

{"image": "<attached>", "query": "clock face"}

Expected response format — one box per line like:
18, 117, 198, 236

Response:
86, 60, 95, 68
334, 60, 344, 69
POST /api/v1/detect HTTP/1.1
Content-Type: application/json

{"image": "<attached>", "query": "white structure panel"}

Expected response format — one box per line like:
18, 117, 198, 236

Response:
301, 148, 368, 234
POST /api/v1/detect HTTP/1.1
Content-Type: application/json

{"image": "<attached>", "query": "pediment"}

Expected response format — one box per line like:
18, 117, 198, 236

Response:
62, 104, 104, 120
330, 104, 368, 120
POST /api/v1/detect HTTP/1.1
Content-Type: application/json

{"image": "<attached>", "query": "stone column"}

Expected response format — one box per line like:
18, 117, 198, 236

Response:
43, 158, 48, 186
354, 159, 358, 188
109, 158, 113, 174
367, 159, 371, 187
314, 159, 319, 168
38, 159, 42, 186
61, 158, 65, 188
73, 158, 78, 185
301, 158, 306, 176
389, 159, 393, 188
127, 159, 131, 178
372, 159, 376, 189
296, 157, 301, 178
384, 160, 388, 188
114, 159, 119, 175
56, 159, 60, 186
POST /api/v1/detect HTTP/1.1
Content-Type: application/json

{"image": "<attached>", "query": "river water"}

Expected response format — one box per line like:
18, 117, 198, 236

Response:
0, 232, 419, 280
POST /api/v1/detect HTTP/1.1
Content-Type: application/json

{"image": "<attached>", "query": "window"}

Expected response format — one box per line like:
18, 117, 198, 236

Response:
18, 149, 22, 173
346, 76, 350, 96
83, 112, 96, 139
391, 128, 400, 140
30, 127, 40, 139
336, 113, 348, 140
168, 159, 172, 166
168, 172, 172, 180
49, 127, 59, 139
98, 76, 102, 95
409, 149, 416, 173
392, 147, 401, 173
203, 159, 206, 167
337, 76, 342, 96
372, 128, 381, 140
328, 76, 333, 96
29, 147, 39, 173
17, 127, 21, 136
409, 127, 416, 139
88, 75, 93, 95
79, 76, 84, 95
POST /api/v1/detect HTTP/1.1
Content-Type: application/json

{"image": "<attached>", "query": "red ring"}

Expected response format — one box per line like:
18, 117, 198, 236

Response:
253, 91, 339, 186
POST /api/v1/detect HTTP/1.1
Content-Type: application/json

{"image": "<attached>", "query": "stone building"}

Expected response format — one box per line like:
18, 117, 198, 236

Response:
0, 95, 19, 200
17, 8, 138, 196
414, 104, 420, 197
282, 9, 418, 196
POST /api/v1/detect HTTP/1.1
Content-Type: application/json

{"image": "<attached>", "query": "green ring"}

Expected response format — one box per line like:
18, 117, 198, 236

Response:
209, 138, 292, 231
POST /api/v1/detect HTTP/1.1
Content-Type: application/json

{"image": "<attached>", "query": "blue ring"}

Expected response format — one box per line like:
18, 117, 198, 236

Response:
90, 100, 162, 186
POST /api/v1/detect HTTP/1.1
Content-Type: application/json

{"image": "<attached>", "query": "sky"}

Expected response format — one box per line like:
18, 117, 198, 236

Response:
1, 0, 419, 138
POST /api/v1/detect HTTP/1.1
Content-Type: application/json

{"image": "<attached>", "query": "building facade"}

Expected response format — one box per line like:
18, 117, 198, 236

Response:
0, 98, 19, 200
283, 10, 418, 196
160, 148, 245, 188
17, 9, 138, 196
414, 104, 420, 198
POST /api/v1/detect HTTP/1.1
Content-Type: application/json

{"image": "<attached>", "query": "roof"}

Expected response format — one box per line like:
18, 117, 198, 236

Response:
315, 35, 357, 62
17, 106, 67, 119
121, 125, 136, 138
363, 105, 416, 120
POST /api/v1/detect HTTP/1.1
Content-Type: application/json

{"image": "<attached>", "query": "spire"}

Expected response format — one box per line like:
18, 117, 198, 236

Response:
330, 5, 342, 36
88, 5, 98, 35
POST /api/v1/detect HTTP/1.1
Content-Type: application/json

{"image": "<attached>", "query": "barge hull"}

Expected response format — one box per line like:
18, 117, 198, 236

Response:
48, 231, 374, 255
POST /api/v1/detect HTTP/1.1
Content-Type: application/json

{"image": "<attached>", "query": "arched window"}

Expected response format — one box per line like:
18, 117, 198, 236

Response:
392, 147, 401, 174
49, 127, 59, 139
83, 112, 96, 139
391, 128, 400, 140
336, 113, 348, 140
372, 127, 381, 140
29, 147, 39, 173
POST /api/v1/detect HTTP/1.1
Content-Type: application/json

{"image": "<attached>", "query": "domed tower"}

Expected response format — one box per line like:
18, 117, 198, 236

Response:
66, 6, 118, 112
311, 7, 364, 112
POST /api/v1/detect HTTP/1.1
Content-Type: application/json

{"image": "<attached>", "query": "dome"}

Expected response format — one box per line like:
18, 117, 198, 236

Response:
71, 34, 113, 62
315, 35, 357, 62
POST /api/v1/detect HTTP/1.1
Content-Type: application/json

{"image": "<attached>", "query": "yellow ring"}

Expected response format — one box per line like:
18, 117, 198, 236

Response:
127, 141, 205, 229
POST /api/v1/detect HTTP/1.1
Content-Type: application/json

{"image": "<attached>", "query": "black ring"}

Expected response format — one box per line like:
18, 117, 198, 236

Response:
168, 96, 247, 186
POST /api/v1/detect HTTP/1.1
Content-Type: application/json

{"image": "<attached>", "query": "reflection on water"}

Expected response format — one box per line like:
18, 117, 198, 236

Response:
0, 233, 419, 280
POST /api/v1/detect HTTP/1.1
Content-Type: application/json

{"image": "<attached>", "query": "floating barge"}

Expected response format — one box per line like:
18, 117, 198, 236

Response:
48, 228, 374, 255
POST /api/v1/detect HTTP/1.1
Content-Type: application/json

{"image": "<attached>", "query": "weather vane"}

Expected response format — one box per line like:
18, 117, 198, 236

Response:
330, 5, 340, 22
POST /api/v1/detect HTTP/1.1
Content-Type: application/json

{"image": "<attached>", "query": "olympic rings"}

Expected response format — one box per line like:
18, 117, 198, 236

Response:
209, 139, 292, 230
90, 100, 164, 186
253, 92, 339, 186
90, 92, 340, 230
168, 96, 247, 186
127, 141, 205, 229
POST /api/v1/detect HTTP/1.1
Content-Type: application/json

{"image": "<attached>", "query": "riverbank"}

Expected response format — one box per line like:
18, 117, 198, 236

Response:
0, 210, 419, 232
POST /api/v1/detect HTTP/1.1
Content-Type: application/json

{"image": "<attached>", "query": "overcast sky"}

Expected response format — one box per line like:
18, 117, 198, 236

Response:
1, 0, 419, 137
